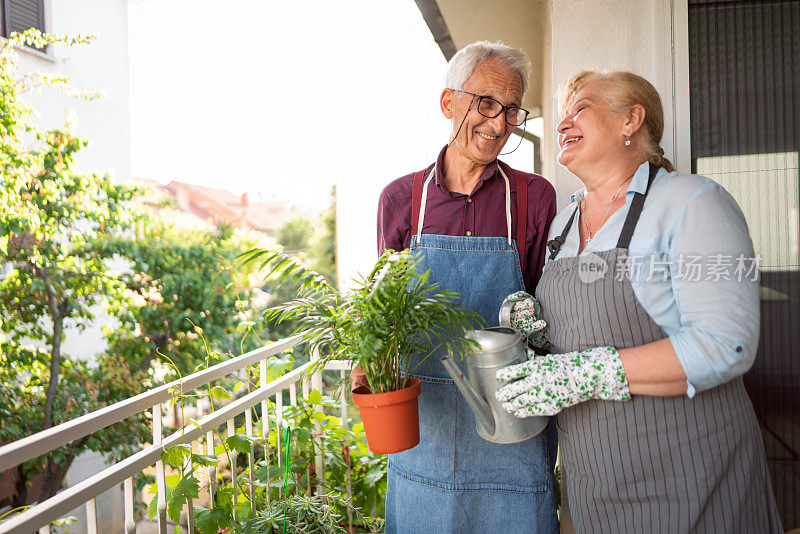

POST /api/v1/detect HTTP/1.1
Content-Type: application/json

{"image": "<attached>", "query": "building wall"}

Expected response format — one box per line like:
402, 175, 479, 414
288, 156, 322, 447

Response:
17, 0, 132, 184
546, 0, 688, 209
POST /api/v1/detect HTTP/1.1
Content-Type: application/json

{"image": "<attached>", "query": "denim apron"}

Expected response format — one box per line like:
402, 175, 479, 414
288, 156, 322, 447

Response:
538, 163, 782, 533
384, 165, 558, 534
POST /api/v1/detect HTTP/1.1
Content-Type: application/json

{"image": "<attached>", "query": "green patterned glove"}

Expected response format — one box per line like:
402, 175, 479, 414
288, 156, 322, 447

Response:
495, 346, 630, 417
501, 291, 548, 348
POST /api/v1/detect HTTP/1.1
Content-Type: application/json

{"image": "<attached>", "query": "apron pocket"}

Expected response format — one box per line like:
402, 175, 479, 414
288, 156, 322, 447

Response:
387, 375, 457, 488
453, 396, 554, 493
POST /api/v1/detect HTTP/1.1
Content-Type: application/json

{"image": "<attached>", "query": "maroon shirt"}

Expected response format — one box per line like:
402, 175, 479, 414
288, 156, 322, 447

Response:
377, 145, 557, 292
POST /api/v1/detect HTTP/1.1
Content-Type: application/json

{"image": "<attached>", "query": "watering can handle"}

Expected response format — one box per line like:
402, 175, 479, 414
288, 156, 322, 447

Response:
498, 299, 516, 327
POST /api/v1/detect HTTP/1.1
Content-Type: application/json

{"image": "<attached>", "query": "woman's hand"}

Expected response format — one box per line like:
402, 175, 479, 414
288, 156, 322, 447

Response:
501, 291, 549, 348
495, 346, 630, 417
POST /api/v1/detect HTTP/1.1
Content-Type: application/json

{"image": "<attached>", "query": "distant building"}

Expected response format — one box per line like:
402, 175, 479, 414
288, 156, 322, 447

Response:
134, 177, 303, 236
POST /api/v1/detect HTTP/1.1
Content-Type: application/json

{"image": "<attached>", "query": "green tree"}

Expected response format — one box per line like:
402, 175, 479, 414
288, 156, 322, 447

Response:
278, 217, 313, 255
0, 30, 261, 510
0, 30, 148, 507
106, 216, 262, 377
310, 186, 336, 285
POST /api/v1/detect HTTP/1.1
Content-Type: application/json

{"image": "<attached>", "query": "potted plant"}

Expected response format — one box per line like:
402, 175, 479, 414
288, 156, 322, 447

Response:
242, 249, 480, 454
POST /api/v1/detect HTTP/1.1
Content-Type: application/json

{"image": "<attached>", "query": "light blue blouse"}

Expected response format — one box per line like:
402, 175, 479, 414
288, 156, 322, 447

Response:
545, 162, 760, 396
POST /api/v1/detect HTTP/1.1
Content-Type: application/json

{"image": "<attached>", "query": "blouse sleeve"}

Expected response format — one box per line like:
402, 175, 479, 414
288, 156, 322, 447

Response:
666, 181, 760, 394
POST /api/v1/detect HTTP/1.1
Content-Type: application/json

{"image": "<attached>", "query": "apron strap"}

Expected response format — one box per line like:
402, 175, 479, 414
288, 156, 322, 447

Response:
616, 163, 659, 250
547, 207, 578, 260
410, 168, 428, 245
546, 163, 660, 259
514, 169, 528, 274
411, 165, 519, 266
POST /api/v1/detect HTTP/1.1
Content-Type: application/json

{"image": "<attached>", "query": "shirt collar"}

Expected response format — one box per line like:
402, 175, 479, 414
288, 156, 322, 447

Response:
569, 161, 652, 204
434, 144, 501, 195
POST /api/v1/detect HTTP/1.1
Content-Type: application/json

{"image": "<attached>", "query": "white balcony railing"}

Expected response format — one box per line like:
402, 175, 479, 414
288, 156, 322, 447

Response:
0, 335, 354, 533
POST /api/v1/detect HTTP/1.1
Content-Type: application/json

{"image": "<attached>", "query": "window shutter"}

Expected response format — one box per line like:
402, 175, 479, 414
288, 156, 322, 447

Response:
4, 0, 45, 47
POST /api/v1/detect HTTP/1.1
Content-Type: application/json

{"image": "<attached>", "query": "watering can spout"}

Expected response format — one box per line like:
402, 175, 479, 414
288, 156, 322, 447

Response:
441, 356, 496, 436
442, 327, 548, 444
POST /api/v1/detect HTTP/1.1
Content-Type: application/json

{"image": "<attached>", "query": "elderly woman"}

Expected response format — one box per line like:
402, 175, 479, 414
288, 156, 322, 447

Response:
497, 71, 782, 532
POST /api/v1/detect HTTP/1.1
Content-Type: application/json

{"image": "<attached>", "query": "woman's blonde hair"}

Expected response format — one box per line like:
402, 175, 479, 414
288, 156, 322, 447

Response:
557, 70, 675, 172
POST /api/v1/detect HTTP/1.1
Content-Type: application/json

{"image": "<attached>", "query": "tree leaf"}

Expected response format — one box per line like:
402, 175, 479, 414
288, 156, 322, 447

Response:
190, 453, 218, 467
147, 485, 172, 520
162, 443, 191, 468
364, 466, 386, 485
167, 474, 200, 522
224, 433, 252, 454
306, 389, 323, 404
194, 506, 229, 533
209, 385, 230, 401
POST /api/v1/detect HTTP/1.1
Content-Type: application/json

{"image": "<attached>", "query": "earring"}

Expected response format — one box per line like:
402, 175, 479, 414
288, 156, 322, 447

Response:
625, 135, 631, 147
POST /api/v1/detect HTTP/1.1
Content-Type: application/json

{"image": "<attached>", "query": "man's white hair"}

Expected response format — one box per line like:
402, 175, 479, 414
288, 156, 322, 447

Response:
444, 41, 531, 97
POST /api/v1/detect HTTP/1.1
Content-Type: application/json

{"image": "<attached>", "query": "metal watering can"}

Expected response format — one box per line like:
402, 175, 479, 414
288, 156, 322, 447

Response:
441, 326, 548, 444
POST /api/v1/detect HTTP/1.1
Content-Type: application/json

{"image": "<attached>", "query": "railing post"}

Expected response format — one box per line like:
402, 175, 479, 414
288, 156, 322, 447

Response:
185, 441, 195, 534
276, 391, 283, 498
206, 426, 216, 508
301, 373, 312, 492
226, 419, 239, 523
311, 348, 325, 500
288, 384, 297, 497
154, 403, 168, 534
124, 477, 136, 534
85, 498, 98, 534
245, 407, 256, 518
340, 369, 353, 530
260, 358, 269, 505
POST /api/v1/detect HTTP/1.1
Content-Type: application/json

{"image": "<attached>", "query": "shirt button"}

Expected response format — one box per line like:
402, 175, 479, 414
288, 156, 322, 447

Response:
467, 198, 472, 203
466, 230, 472, 236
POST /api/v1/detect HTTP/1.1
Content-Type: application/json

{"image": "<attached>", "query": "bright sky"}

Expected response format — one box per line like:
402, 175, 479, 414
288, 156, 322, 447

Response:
128, 0, 441, 211
127, 0, 540, 214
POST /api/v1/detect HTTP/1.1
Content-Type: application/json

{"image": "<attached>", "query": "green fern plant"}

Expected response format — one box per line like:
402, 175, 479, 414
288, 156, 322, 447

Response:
239, 249, 482, 394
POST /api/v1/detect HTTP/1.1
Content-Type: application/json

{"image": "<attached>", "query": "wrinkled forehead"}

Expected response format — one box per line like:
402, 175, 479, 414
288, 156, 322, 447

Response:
464, 59, 523, 104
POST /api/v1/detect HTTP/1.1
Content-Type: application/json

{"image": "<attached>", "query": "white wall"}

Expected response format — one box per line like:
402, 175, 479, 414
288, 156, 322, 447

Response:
546, 0, 689, 209
17, 0, 132, 184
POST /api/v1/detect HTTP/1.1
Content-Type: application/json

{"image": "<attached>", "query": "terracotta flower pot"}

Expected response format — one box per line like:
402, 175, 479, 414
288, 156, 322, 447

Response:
352, 378, 421, 454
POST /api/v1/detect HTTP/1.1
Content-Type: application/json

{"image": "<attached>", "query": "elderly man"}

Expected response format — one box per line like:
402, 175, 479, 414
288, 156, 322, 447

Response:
376, 41, 558, 533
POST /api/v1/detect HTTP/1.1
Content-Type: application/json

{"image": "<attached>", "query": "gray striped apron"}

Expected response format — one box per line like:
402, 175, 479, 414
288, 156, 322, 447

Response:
537, 164, 782, 533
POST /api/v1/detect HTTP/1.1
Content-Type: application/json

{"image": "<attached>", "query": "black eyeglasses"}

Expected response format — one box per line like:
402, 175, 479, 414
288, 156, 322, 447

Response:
451, 89, 530, 126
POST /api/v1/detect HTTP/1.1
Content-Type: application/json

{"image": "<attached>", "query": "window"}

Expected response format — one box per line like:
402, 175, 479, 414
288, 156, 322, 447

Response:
689, 0, 800, 528
1, 0, 45, 49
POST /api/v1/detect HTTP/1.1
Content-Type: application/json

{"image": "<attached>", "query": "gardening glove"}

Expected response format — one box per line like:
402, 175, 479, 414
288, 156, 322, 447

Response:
501, 291, 548, 348
495, 346, 630, 417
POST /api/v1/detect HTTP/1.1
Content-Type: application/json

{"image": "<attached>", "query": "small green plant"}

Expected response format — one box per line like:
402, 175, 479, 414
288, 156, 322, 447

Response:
252, 492, 383, 533
153, 368, 385, 533
241, 249, 482, 394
